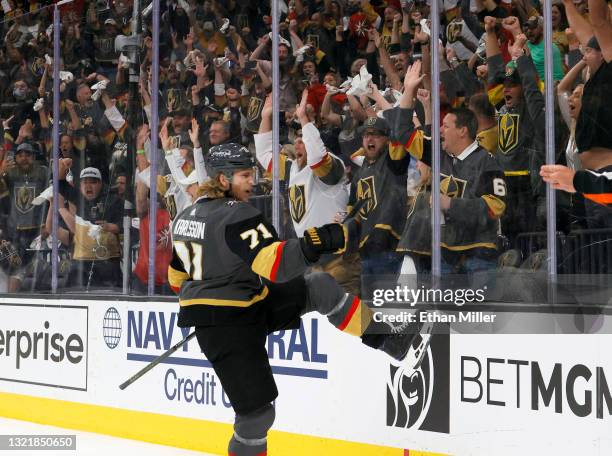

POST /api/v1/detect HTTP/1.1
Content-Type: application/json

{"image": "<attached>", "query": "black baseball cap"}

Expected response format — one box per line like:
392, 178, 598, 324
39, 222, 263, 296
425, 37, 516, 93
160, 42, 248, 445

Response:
16, 143, 36, 155
358, 116, 390, 136
504, 61, 521, 86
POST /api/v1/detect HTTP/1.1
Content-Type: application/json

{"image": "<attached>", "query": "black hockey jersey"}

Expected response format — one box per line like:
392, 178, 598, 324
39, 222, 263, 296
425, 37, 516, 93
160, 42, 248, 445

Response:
0, 164, 49, 237
487, 54, 545, 187
574, 168, 612, 204
168, 197, 312, 327
347, 108, 412, 256
396, 110, 506, 260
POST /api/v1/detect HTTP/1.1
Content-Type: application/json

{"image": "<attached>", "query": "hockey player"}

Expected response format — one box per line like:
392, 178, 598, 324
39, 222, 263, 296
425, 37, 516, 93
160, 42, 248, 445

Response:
168, 143, 424, 456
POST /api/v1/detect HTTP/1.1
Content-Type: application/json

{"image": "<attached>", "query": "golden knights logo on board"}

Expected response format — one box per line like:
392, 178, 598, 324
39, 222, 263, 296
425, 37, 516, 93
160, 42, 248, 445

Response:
356, 176, 377, 220
289, 184, 306, 224
498, 113, 520, 154
440, 174, 467, 198
15, 185, 35, 214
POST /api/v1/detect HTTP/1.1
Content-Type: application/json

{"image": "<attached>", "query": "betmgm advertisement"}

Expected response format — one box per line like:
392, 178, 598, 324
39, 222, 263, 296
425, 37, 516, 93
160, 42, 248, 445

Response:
387, 334, 449, 434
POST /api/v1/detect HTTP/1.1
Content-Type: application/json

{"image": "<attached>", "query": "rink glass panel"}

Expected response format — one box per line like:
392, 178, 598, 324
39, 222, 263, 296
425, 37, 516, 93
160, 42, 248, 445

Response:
0, 2, 608, 311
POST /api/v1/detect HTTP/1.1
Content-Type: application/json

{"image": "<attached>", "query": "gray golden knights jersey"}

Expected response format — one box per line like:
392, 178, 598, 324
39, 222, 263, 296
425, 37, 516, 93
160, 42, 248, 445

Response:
347, 108, 412, 255
396, 110, 507, 258
0, 165, 49, 235
168, 197, 312, 327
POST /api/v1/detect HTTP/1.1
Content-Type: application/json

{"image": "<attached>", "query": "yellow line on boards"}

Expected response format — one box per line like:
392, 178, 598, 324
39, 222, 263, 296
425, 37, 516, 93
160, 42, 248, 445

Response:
0, 392, 445, 456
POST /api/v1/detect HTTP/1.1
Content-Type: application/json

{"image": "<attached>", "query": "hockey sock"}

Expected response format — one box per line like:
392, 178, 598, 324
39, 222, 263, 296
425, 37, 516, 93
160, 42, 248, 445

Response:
326, 293, 373, 337
228, 404, 274, 456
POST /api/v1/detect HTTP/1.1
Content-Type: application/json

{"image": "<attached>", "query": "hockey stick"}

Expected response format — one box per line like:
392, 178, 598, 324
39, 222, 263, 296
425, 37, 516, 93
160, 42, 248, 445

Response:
119, 331, 197, 390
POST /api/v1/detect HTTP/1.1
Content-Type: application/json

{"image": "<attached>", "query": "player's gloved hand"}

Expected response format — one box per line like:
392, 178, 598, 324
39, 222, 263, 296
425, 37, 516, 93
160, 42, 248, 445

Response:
300, 223, 345, 262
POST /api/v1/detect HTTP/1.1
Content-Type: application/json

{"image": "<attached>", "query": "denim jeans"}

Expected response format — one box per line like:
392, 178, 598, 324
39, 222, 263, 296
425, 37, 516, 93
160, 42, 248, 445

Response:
441, 256, 497, 275
361, 250, 402, 299
361, 250, 403, 276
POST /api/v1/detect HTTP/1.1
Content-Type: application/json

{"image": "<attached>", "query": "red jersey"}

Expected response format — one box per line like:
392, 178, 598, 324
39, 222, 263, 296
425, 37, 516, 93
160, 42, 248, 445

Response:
134, 209, 173, 285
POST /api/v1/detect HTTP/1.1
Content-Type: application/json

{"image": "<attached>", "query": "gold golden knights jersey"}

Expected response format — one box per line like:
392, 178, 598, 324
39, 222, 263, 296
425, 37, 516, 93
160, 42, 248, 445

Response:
168, 197, 312, 327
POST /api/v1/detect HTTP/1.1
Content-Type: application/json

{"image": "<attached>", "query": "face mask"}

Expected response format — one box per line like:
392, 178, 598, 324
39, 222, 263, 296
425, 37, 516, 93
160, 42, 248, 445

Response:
13, 88, 27, 99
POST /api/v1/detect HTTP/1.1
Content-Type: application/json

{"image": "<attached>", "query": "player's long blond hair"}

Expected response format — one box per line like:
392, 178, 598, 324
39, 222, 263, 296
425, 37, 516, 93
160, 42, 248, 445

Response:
197, 174, 227, 199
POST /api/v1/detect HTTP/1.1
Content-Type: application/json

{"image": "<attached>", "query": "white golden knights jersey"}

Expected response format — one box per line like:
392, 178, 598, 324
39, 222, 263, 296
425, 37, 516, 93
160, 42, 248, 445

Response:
255, 123, 348, 237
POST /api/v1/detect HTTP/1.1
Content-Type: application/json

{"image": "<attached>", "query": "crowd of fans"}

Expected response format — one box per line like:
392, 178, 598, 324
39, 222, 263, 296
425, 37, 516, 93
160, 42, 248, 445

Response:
0, 0, 609, 297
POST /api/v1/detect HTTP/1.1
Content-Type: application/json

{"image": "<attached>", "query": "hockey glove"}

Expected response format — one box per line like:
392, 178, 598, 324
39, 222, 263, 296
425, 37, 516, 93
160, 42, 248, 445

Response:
300, 223, 346, 263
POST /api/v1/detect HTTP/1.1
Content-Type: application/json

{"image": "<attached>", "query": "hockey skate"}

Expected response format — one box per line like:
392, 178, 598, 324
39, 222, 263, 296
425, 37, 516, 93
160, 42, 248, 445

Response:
380, 311, 434, 374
